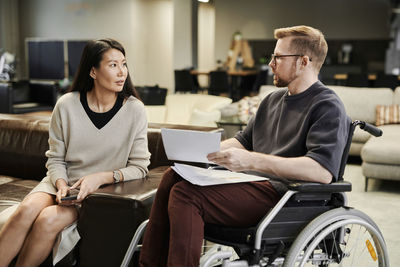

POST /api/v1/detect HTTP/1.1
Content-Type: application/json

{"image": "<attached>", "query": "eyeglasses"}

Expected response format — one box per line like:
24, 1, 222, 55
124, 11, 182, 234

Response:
270, 54, 312, 65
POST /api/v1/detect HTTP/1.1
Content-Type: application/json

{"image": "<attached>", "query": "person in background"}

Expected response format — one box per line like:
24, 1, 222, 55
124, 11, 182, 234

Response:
0, 38, 150, 267
139, 25, 350, 267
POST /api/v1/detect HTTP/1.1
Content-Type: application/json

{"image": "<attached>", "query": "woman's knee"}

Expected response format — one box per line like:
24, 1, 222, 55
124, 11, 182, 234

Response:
12, 196, 51, 227
33, 206, 77, 234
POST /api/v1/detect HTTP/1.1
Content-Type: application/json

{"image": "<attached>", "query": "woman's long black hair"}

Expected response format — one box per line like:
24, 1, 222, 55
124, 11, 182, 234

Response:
69, 38, 140, 100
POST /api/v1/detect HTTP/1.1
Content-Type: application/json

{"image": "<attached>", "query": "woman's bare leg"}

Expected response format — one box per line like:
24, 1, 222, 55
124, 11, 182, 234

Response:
0, 192, 54, 267
15, 204, 78, 267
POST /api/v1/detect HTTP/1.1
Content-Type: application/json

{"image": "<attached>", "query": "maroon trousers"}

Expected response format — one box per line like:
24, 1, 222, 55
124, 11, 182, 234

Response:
139, 168, 280, 267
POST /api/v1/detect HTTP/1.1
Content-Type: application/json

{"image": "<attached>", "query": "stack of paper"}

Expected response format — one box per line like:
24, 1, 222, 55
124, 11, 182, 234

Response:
161, 128, 268, 186
161, 128, 221, 164
172, 163, 268, 186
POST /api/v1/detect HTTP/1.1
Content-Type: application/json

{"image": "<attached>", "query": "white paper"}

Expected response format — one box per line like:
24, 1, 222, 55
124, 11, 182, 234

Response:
161, 128, 221, 163
172, 163, 268, 186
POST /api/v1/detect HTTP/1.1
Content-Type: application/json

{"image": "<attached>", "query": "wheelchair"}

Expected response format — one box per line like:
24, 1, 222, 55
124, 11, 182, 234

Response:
121, 120, 389, 267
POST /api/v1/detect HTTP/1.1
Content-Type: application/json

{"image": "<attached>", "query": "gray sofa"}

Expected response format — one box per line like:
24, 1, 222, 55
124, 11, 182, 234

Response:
329, 86, 400, 190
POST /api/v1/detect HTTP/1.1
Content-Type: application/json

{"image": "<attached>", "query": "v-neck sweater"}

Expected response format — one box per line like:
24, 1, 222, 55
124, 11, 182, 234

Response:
33, 91, 151, 193
80, 92, 123, 129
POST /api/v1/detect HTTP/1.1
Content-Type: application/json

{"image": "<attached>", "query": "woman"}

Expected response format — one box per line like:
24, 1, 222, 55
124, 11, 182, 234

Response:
0, 39, 150, 267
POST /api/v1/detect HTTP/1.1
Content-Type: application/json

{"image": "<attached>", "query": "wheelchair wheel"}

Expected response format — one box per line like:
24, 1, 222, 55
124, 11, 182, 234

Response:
283, 207, 389, 267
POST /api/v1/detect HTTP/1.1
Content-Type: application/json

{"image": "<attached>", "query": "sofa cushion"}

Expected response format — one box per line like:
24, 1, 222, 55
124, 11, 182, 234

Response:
0, 114, 50, 180
376, 104, 400, 126
361, 125, 400, 164
330, 86, 393, 124
164, 94, 231, 126
352, 126, 371, 143
362, 162, 400, 180
194, 95, 232, 112
0, 175, 39, 202
189, 108, 221, 126
145, 105, 166, 124
394, 87, 400, 105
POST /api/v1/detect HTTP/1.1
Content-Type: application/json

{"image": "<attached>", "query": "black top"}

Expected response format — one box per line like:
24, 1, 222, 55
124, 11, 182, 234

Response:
235, 81, 350, 194
80, 92, 123, 129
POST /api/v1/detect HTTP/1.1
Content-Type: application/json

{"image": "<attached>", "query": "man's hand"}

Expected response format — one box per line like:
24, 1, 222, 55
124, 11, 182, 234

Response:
207, 147, 253, 172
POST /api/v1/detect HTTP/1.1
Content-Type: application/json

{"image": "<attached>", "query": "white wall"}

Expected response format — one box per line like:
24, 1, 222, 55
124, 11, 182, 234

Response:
214, 0, 391, 64
0, 0, 19, 55
198, 2, 215, 87
173, 0, 193, 70
18, 0, 173, 89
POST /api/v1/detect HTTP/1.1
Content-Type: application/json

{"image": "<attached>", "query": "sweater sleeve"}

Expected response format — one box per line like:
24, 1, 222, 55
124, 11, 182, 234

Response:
45, 102, 69, 186
119, 103, 151, 181
305, 98, 350, 181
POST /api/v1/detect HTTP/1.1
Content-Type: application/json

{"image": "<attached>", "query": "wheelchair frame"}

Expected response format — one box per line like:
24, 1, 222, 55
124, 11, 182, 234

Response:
120, 121, 389, 267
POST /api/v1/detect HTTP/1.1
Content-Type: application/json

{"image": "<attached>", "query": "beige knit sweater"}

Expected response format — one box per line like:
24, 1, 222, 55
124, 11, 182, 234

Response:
32, 91, 151, 194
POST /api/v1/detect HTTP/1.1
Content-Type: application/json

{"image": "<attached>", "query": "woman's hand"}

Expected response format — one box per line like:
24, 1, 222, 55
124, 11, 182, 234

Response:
55, 178, 71, 204
70, 172, 113, 202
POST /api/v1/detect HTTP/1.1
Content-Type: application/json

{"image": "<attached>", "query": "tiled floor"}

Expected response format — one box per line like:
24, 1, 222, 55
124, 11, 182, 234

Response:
343, 163, 400, 265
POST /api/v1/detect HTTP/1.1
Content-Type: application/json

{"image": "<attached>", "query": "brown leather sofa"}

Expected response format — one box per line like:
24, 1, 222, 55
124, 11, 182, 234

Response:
0, 113, 220, 267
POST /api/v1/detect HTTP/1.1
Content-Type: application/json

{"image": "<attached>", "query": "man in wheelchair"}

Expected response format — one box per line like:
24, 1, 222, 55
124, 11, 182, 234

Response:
138, 25, 388, 267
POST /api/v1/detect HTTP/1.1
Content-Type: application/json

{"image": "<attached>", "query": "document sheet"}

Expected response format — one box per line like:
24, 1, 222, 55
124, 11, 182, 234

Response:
161, 128, 221, 164
172, 163, 268, 186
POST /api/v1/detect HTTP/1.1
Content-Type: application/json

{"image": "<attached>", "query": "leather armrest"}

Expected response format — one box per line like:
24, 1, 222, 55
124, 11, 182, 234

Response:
287, 181, 352, 193
90, 166, 167, 202
77, 166, 167, 267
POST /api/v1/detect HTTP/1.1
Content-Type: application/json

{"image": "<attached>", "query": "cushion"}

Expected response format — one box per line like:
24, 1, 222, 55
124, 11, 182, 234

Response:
189, 108, 221, 127
375, 105, 400, 126
361, 124, 400, 164
238, 95, 262, 123
330, 86, 393, 124
145, 105, 166, 124
394, 86, 400, 105
165, 94, 231, 125
351, 126, 371, 143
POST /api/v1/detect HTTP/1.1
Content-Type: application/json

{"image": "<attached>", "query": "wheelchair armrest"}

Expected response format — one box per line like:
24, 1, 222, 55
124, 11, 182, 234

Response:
287, 181, 352, 193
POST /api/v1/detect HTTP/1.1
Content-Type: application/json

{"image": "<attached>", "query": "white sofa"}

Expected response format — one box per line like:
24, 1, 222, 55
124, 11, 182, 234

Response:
145, 94, 232, 127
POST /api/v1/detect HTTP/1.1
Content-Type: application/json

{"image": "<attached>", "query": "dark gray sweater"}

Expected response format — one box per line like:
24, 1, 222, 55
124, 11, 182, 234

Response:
235, 81, 350, 194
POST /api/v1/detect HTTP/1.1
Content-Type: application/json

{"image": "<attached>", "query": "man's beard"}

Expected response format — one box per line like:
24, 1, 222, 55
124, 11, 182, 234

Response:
273, 64, 298, 87
273, 75, 289, 87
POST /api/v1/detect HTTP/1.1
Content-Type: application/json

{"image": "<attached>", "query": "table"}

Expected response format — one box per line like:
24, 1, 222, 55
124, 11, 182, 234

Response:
333, 74, 400, 80
216, 116, 247, 138
333, 74, 377, 80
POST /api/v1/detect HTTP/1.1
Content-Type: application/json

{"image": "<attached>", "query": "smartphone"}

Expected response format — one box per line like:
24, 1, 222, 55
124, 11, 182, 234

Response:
61, 188, 80, 201
61, 194, 78, 201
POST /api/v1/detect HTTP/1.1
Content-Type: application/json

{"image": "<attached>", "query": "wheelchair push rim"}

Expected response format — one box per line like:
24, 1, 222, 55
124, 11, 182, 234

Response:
283, 208, 389, 267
